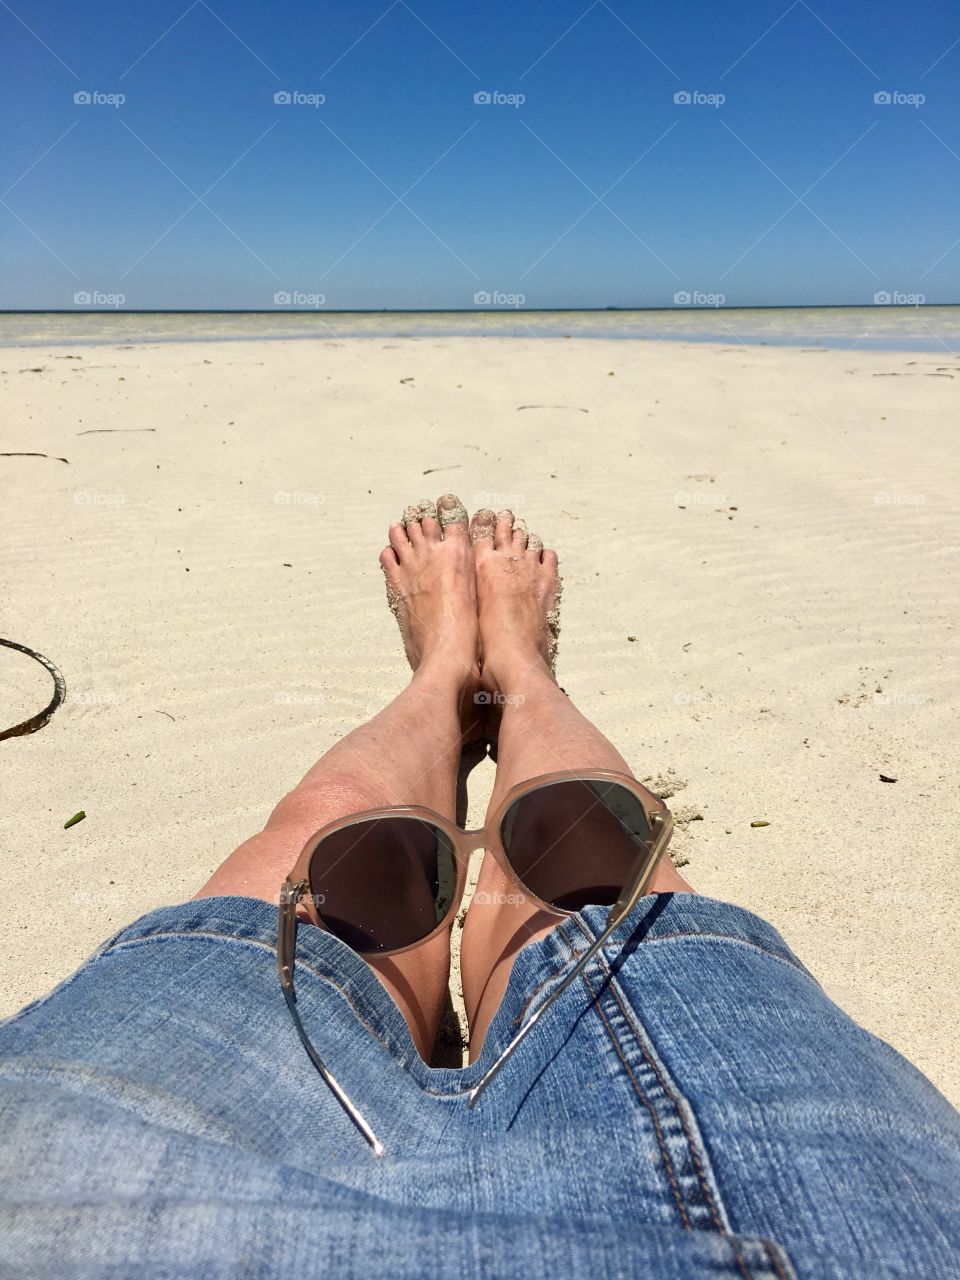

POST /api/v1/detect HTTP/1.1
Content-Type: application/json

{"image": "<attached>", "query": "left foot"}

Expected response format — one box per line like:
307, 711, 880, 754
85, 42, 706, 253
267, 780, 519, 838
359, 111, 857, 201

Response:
380, 495, 484, 733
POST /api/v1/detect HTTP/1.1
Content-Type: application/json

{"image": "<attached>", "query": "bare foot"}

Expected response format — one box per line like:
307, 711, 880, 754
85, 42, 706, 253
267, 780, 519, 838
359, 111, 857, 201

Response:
380, 494, 484, 735
470, 507, 561, 696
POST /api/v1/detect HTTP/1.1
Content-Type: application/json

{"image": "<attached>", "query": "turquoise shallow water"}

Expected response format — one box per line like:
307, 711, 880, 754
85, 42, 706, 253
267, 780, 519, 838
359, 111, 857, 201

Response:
0, 306, 957, 351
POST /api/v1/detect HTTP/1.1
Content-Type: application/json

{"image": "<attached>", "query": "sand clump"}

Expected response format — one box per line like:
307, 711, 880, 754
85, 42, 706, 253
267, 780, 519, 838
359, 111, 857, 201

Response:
545, 574, 562, 673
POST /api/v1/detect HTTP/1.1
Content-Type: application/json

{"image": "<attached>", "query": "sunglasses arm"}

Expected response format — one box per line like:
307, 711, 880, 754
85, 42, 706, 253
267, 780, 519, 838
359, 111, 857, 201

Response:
468, 815, 671, 1110
277, 883, 384, 1157
467, 905, 626, 1109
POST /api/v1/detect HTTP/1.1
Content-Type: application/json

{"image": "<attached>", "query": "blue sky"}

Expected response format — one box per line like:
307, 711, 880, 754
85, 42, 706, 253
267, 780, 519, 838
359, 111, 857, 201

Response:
2, 0, 958, 309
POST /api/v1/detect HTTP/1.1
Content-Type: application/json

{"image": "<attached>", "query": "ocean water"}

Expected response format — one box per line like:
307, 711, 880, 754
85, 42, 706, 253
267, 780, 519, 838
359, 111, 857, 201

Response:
0, 306, 957, 352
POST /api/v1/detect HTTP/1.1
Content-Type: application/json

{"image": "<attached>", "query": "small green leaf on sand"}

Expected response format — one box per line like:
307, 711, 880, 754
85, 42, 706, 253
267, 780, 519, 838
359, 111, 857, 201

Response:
750, 819, 770, 828
64, 811, 86, 829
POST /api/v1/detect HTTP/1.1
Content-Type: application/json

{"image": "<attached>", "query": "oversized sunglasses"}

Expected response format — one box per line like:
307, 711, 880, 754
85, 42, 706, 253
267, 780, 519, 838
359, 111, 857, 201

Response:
277, 768, 673, 1155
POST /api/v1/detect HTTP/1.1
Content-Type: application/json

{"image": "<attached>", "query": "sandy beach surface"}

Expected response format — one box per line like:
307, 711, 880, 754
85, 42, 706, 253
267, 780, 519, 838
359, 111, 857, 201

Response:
2, 334, 958, 1102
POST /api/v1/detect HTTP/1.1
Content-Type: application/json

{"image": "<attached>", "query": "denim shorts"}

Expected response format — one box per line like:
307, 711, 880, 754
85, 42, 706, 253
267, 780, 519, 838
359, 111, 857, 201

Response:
0, 891, 958, 1279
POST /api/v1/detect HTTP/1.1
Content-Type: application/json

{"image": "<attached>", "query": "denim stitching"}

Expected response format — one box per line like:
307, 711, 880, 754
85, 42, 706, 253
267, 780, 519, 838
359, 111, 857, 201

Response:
421, 925, 583, 1099
511, 922, 584, 1026
570, 922, 724, 1212
599, 927, 814, 981
575, 960, 694, 1229
574, 922, 730, 1225
570, 916, 757, 1280
761, 1238, 795, 1280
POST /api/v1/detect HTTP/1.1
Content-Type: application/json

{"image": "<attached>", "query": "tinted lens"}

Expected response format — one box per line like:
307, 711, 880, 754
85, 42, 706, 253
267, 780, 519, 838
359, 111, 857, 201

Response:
500, 779, 653, 911
308, 816, 457, 953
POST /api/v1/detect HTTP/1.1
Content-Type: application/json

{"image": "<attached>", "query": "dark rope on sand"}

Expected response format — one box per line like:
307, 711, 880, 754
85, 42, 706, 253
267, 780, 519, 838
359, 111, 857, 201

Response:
0, 639, 66, 741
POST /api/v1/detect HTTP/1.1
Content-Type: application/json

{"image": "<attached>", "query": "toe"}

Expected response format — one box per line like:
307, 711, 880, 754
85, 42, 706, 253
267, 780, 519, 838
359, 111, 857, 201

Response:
494, 509, 515, 550
437, 493, 469, 539
402, 504, 424, 542
541, 547, 558, 573
511, 516, 528, 551
527, 532, 544, 556
379, 545, 400, 575
470, 508, 496, 545
415, 497, 441, 541
389, 521, 410, 557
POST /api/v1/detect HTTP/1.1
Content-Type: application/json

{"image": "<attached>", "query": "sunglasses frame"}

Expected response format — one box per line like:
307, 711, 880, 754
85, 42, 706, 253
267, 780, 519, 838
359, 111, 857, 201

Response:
277, 768, 673, 1154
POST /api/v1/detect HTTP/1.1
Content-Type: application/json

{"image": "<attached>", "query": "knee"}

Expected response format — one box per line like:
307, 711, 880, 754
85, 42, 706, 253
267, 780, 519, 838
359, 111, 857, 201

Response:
265, 772, 388, 840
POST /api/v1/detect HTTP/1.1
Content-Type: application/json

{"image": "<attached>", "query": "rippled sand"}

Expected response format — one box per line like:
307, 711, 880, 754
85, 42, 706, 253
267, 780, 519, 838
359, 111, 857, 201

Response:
1, 334, 958, 1101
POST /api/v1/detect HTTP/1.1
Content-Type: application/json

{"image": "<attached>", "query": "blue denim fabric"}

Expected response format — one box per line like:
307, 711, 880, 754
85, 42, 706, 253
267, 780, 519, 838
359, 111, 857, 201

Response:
0, 892, 957, 1279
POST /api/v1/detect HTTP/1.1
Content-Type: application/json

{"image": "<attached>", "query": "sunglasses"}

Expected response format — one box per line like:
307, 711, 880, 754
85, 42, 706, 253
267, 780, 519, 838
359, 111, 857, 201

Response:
277, 768, 673, 1155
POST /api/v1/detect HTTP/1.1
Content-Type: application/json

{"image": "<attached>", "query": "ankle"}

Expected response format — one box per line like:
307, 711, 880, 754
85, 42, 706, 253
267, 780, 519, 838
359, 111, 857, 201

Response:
482, 649, 555, 697
413, 652, 480, 694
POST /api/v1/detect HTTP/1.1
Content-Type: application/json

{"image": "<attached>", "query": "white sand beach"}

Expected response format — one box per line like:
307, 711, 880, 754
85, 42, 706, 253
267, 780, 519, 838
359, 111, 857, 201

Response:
2, 334, 958, 1101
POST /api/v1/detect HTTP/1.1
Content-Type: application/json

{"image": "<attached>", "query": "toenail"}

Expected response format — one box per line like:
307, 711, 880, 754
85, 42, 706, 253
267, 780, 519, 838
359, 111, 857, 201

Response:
438, 496, 468, 527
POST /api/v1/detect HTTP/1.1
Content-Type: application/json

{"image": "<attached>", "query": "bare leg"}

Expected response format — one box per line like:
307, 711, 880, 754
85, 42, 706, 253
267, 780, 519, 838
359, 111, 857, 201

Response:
196, 495, 481, 1058
460, 508, 692, 1056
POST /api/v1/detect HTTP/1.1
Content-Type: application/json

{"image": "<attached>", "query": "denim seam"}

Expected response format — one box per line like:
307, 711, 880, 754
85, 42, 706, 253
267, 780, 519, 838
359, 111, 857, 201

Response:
576, 977, 758, 1280
570, 916, 759, 1280
511, 926, 812, 1037
606, 974, 731, 1234
575, 932, 797, 1280
419, 925, 585, 1100
510, 926, 586, 1027
761, 1238, 795, 1280
574, 959, 696, 1231
102, 930, 410, 1060
572, 919, 729, 1222
600, 928, 814, 983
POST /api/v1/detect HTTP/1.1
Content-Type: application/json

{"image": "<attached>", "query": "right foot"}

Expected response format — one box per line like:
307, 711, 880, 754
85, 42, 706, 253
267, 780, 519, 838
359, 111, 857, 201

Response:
380, 494, 484, 727
470, 508, 561, 694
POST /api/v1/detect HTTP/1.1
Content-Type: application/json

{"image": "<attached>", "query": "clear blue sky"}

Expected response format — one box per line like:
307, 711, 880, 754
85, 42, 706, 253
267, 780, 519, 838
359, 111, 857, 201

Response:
2, 0, 958, 309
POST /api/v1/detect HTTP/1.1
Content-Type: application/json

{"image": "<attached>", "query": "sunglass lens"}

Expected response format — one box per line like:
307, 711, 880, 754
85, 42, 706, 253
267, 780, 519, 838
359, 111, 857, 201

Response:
499, 779, 652, 911
308, 817, 457, 952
